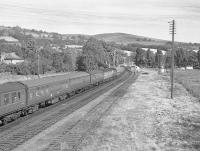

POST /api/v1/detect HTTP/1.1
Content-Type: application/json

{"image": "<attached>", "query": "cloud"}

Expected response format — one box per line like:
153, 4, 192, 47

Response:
0, 0, 199, 42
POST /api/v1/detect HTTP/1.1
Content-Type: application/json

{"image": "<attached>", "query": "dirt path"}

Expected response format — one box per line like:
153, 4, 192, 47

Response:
77, 69, 200, 151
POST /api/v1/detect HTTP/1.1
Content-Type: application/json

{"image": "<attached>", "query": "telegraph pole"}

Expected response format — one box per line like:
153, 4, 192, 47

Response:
169, 20, 176, 99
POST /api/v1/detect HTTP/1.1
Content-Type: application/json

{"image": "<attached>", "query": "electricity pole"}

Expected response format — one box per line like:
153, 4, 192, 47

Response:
169, 20, 176, 99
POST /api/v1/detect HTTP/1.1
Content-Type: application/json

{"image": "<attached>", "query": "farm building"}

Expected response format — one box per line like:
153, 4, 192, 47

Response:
0, 36, 21, 46
142, 48, 166, 55
0, 52, 24, 64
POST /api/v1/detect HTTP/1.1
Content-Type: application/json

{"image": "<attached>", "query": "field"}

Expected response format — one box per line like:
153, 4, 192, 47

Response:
175, 69, 200, 98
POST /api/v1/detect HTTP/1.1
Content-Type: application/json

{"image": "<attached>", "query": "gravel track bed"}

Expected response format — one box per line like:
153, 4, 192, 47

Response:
42, 72, 138, 151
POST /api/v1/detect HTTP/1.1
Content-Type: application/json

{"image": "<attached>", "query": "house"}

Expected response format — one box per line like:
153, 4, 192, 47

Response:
186, 66, 193, 70
1, 52, 24, 64
192, 50, 199, 53
142, 48, 166, 55
116, 49, 134, 57
142, 48, 157, 54
24, 31, 40, 38
40, 33, 49, 38
0, 36, 21, 46
64, 45, 83, 49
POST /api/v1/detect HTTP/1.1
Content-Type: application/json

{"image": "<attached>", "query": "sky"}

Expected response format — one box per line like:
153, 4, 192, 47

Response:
0, 0, 200, 43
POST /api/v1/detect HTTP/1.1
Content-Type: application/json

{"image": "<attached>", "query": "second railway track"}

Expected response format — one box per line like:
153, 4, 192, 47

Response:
0, 69, 136, 151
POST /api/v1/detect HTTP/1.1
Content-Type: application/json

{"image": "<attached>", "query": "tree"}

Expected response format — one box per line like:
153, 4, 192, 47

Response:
197, 47, 200, 67
76, 55, 98, 71
135, 48, 146, 66
146, 48, 155, 67
186, 50, 198, 67
62, 53, 73, 71
80, 38, 109, 70
175, 48, 186, 67
52, 53, 64, 72
155, 49, 163, 68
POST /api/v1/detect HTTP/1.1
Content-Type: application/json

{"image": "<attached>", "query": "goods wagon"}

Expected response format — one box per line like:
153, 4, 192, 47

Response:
20, 72, 90, 107
88, 70, 104, 85
102, 68, 117, 81
130, 65, 140, 73
116, 66, 125, 76
0, 68, 125, 126
69, 72, 90, 92
0, 82, 26, 124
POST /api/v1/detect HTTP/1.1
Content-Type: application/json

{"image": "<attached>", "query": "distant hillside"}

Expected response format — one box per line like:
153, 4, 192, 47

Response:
94, 33, 200, 50
0, 25, 199, 51
94, 33, 167, 46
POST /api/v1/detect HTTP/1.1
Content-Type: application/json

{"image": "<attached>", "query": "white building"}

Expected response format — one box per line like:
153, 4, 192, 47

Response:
0, 36, 21, 46
142, 48, 157, 54
186, 66, 193, 70
24, 32, 40, 38
64, 45, 83, 49
1, 52, 24, 64
192, 50, 199, 53
142, 48, 166, 55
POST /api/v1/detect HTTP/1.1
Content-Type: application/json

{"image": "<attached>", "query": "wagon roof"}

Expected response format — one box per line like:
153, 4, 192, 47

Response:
101, 68, 116, 72
0, 82, 25, 93
20, 72, 89, 88
87, 70, 103, 74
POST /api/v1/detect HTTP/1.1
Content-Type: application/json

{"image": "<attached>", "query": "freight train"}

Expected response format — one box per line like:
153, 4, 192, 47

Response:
0, 67, 126, 126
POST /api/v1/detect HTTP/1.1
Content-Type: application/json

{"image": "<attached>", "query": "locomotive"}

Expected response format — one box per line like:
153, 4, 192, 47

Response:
0, 67, 125, 126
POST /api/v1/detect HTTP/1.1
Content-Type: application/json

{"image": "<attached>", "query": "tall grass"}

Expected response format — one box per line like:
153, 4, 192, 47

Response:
175, 70, 200, 98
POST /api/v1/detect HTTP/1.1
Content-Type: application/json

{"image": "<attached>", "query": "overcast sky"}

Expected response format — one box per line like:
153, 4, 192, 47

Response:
0, 0, 200, 43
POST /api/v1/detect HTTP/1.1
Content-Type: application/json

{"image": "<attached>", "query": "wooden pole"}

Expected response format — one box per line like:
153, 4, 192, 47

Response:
37, 49, 40, 77
170, 20, 175, 99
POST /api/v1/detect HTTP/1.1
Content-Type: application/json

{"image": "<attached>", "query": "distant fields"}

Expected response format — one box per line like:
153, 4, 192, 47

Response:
175, 70, 200, 98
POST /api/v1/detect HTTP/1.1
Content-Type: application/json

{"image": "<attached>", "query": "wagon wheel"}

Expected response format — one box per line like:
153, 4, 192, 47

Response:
21, 110, 27, 117
2, 118, 8, 125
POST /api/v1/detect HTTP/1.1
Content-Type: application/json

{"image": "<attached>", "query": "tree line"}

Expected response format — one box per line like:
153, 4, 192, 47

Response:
0, 37, 75, 75
133, 47, 200, 69
0, 37, 121, 75
1, 32, 200, 75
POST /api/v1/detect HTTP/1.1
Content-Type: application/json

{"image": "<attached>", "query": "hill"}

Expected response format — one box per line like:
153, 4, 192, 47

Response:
0, 25, 199, 51
94, 33, 167, 46
94, 33, 200, 50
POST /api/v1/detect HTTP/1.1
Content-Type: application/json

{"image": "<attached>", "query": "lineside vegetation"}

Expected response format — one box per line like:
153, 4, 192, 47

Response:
175, 70, 200, 98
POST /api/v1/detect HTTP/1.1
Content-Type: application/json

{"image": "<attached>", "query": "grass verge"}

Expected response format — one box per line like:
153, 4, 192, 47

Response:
175, 69, 200, 99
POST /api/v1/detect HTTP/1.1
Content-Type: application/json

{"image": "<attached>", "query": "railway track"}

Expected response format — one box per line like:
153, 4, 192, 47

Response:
0, 69, 136, 151
42, 71, 138, 151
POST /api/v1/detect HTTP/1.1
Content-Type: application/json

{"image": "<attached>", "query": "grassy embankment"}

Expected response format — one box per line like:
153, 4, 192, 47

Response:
175, 69, 200, 99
